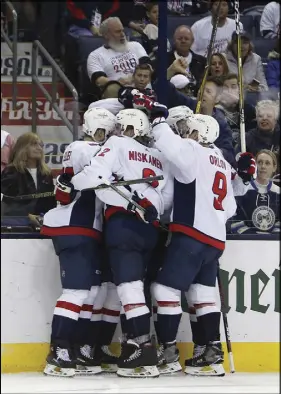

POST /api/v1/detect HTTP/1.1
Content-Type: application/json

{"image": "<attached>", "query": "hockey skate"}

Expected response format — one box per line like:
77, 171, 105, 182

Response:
184, 342, 225, 376
74, 344, 102, 375
157, 343, 182, 375
95, 345, 119, 373
44, 344, 76, 377
117, 339, 159, 378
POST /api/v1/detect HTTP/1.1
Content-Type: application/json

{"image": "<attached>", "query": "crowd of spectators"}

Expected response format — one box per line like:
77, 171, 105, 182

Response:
1, 0, 280, 234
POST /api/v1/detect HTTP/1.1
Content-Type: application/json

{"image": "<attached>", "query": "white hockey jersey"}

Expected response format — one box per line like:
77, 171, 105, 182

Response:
152, 121, 237, 250
41, 140, 104, 239
71, 135, 173, 220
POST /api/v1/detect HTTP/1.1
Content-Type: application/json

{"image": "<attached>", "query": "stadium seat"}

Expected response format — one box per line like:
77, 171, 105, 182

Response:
77, 37, 105, 104
253, 37, 276, 59
253, 15, 262, 38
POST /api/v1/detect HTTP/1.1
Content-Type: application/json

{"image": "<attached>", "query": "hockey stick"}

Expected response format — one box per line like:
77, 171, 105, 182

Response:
234, 0, 246, 153
217, 268, 235, 373
195, 0, 223, 114
1, 175, 164, 201
98, 176, 168, 232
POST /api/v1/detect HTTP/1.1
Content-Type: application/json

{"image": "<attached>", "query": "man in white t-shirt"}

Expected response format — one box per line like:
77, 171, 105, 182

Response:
191, 0, 243, 57
260, 1, 280, 39
87, 17, 150, 93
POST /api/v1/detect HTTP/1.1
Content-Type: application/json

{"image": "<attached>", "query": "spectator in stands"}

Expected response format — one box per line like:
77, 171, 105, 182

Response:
231, 149, 280, 235
87, 17, 149, 96
1, 132, 56, 217
265, 39, 280, 89
1, 129, 15, 173
208, 52, 229, 77
132, 63, 153, 90
216, 73, 257, 144
191, 0, 243, 57
235, 100, 280, 158
141, 2, 171, 61
64, 2, 147, 93
260, 1, 280, 39
224, 31, 268, 92
164, 25, 206, 96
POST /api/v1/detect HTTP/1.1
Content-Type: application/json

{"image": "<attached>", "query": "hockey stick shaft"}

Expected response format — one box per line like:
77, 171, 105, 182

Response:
217, 268, 235, 373
195, 0, 222, 114
234, 0, 246, 153
1, 175, 164, 201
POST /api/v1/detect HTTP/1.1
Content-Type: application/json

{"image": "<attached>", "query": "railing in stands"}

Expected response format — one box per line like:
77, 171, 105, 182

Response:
31, 40, 79, 141
1, 0, 17, 110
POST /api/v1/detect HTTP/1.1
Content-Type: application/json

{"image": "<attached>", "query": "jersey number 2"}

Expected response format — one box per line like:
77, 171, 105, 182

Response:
212, 171, 227, 211
142, 168, 159, 188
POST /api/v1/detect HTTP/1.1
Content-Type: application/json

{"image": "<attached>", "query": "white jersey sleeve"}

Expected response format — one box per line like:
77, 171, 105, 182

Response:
152, 120, 197, 183
62, 141, 102, 175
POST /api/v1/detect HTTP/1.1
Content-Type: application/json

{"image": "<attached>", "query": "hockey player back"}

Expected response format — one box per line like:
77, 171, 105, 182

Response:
71, 108, 173, 378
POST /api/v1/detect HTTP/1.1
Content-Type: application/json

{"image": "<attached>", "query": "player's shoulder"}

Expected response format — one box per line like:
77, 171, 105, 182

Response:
105, 135, 126, 148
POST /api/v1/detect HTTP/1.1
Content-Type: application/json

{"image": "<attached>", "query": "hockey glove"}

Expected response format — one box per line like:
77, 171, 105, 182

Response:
133, 93, 169, 120
55, 173, 77, 205
118, 87, 139, 108
128, 191, 158, 223
236, 152, 257, 184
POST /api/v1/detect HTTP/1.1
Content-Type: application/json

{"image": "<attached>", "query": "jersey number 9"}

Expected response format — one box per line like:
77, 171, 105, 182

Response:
212, 171, 227, 211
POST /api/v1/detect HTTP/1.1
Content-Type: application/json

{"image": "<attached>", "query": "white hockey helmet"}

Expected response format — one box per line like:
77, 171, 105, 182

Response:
166, 105, 194, 137
116, 108, 151, 139
83, 107, 116, 142
186, 114, 220, 144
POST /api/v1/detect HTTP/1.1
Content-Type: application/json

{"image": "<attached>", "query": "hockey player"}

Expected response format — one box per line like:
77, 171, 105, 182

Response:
41, 107, 119, 377
147, 108, 256, 377
69, 108, 173, 378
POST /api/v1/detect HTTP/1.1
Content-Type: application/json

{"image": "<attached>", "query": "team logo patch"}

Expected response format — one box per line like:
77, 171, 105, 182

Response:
252, 206, 275, 231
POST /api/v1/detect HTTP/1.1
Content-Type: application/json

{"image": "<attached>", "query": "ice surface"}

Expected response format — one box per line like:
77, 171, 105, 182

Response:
1, 372, 279, 393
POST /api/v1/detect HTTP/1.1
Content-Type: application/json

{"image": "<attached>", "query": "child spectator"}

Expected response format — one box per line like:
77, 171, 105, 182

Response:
231, 149, 280, 234
141, 2, 171, 61
1, 132, 56, 216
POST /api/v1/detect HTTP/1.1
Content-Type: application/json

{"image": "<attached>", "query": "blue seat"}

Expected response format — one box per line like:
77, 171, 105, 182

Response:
253, 38, 276, 59
253, 15, 262, 38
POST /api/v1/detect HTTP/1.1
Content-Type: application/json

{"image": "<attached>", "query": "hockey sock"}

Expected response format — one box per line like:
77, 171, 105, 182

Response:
75, 286, 100, 345
120, 311, 128, 342
196, 309, 221, 344
51, 289, 88, 345
156, 310, 182, 344
188, 306, 205, 345
98, 282, 121, 346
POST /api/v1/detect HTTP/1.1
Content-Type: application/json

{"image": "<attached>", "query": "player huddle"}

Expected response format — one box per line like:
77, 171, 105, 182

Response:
40, 88, 256, 379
